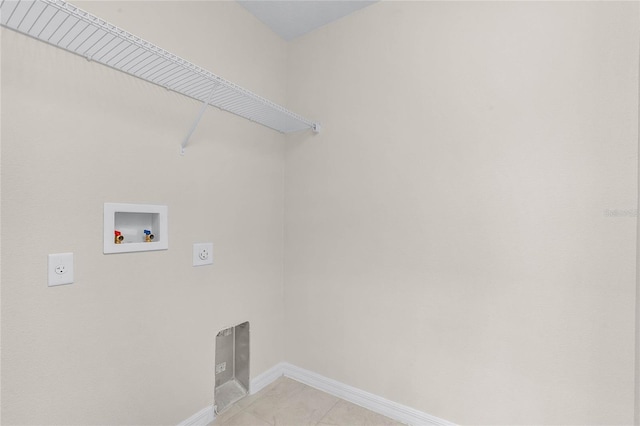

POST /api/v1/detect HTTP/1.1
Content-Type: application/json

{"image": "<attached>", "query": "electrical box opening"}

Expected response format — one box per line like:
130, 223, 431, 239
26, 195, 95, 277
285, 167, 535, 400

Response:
214, 321, 250, 414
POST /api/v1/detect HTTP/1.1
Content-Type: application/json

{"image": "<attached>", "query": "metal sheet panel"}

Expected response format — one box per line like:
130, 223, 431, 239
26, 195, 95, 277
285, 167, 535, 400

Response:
215, 322, 250, 413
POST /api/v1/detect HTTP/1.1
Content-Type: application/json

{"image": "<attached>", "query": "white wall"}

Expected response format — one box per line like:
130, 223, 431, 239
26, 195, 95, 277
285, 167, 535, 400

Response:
3, 1, 639, 425
1, 2, 287, 424
284, 2, 639, 424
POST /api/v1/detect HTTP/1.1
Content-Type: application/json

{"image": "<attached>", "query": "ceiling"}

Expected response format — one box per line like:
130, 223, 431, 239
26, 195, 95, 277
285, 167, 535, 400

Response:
237, 1, 377, 41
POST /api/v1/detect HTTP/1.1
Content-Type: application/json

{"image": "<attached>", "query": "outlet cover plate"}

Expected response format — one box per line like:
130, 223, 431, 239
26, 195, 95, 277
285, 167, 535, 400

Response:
48, 253, 74, 286
193, 243, 213, 266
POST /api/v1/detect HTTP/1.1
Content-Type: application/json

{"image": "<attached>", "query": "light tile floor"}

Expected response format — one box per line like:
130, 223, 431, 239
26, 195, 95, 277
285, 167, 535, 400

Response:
209, 377, 404, 426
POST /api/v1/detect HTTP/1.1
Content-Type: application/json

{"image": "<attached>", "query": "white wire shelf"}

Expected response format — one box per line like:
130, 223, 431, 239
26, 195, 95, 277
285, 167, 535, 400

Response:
1, 0, 320, 140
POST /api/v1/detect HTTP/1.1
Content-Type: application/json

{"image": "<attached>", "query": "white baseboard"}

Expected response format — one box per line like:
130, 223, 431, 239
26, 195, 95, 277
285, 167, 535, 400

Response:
179, 362, 454, 426
177, 405, 214, 426
282, 363, 455, 426
250, 361, 287, 394
177, 363, 286, 426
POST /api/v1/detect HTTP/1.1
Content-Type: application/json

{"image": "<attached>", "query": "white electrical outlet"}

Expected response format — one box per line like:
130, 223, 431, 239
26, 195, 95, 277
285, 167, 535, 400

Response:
193, 243, 213, 266
48, 253, 74, 286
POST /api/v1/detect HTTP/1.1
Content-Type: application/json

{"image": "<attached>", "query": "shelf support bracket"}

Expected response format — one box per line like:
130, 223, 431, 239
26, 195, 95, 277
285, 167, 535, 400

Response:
180, 85, 218, 155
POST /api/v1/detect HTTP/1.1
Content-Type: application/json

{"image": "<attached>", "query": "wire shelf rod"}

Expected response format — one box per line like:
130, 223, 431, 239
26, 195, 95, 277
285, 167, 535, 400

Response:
111, 45, 141, 67
122, 50, 154, 73
26, 4, 48, 32
103, 42, 132, 64
157, 68, 191, 88
153, 63, 183, 80
173, 75, 207, 93
146, 62, 178, 81
189, 84, 218, 100
139, 60, 172, 80
107, 44, 137, 66
15, 0, 35, 28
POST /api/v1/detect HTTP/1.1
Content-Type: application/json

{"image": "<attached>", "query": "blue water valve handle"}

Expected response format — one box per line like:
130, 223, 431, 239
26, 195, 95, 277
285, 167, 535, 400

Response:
143, 229, 155, 242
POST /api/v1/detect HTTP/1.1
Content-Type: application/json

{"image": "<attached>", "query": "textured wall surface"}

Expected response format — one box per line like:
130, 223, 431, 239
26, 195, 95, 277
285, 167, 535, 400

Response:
284, 2, 639, 424
1, 2, 287, 424
2, 1, 639, 425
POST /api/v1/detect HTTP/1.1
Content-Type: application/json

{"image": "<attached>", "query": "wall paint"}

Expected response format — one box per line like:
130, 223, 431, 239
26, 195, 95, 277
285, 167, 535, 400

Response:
636, 7, 640, 422
1, 2, 286, 424
284, 2, 639, 424
3, 1, 639, 425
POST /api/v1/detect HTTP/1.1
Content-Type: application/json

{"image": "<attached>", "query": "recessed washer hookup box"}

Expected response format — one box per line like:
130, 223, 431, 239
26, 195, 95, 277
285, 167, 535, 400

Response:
104, 203, 168, 254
